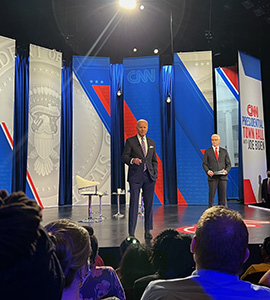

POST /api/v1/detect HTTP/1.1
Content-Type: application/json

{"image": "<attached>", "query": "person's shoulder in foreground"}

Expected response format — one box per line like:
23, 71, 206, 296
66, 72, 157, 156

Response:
141, 269, 270, 300
141, 275, 211, 300
141, 206, 270, 300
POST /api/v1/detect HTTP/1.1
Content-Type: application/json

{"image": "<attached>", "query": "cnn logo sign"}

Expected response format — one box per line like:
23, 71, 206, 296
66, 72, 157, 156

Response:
247, 104, 258, 118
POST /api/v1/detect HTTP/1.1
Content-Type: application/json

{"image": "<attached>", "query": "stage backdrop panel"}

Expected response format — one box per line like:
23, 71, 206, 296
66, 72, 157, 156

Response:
72, 56, 111, 205
174, 51, 214, 205
239, 52, 267, 204
215, 66, 239, 199
27, 45, 62, 207
0, 36, 15, 193
123, 56, 163, 205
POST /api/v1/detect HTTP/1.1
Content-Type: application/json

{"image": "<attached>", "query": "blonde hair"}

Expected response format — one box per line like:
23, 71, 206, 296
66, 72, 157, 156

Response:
45, 219, 91, 287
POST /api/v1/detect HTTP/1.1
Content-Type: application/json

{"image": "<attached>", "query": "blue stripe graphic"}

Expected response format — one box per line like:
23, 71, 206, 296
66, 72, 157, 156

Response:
216, 68, 239, 101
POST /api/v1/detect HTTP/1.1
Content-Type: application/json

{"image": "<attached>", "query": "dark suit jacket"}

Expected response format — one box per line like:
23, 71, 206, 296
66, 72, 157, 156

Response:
202, 147, 231, 181
122, 135, 158, 182
262, 178, 270, 200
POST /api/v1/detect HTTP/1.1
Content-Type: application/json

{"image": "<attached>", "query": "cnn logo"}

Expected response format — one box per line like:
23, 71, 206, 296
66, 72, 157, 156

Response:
247, 104, 258, 118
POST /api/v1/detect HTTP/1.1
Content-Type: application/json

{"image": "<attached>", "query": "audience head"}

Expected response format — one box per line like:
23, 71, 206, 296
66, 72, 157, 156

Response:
119, 243, 153, 288
151, 228, 195, 278
0, 190, 64, 300
45, 219, 91, 289
191, 206, 249, 275
82, 225, 98, 265
261, 236, 270, 261
119, 236, 141, 258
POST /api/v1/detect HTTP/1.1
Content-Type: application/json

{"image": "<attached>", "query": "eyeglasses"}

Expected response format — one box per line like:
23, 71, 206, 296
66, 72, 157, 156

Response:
211, 139, 219, 141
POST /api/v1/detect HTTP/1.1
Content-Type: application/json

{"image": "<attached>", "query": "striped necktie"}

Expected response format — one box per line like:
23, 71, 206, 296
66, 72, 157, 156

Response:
141, 137, 147, 171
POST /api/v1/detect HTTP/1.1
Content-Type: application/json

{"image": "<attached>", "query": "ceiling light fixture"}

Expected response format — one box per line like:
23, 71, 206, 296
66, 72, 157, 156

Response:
119, 0, 136, 9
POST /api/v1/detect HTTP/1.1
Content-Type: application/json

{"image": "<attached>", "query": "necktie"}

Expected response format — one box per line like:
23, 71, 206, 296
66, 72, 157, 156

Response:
141, 137, 147, 171
215, 147, 219, 161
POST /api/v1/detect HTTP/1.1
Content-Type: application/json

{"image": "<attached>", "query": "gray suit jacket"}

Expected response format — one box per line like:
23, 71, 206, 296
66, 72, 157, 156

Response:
202, 147, 231, 181
122, 135, 158, 182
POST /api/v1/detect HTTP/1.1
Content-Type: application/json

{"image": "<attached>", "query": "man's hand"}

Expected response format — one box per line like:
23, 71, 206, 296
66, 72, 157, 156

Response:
207, 170, 214, 177
132, 158, 142, 165
223, 170, 228, 175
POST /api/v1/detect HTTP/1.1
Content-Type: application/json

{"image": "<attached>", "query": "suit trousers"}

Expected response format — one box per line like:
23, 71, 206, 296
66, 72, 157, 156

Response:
128, 170, 155, 235
208, 177, 227, 207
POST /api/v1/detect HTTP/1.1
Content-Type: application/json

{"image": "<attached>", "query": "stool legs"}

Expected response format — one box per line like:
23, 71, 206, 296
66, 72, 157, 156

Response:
88, 195, 92, 220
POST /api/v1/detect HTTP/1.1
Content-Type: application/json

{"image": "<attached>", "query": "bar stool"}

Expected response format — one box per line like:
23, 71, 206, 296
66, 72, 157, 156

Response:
76, 175, 106, 223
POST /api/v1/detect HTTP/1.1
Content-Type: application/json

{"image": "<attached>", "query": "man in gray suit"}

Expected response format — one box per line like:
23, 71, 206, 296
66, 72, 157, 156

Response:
202, 134, 231, 207
122, 119, 158, 239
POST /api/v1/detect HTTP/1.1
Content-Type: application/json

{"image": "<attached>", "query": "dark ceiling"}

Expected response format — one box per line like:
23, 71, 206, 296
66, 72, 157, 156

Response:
1, 0, 270, 66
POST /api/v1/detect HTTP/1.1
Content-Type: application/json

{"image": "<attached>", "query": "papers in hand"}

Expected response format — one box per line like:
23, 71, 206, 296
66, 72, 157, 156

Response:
214, 169, 226, 175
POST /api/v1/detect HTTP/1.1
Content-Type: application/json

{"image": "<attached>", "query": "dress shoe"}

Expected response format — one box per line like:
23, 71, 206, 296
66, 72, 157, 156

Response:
144, 231, 153, 240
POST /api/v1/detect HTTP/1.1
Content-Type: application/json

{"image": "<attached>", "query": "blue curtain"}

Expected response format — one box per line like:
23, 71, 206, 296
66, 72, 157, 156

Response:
160, 65, 177, 204
59, 61, 73, 205
110, 64, 125, 204
12, 53, 29, 193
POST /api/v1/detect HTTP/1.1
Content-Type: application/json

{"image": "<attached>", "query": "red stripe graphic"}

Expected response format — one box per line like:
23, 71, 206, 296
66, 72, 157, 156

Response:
243, 179, 256, 204
177, 189, 187, 205
1, 122, 13, 147
26, 171, 44, 209
92, 85, 111, 116
222, 66, 239, 92
1, 122, 43, 209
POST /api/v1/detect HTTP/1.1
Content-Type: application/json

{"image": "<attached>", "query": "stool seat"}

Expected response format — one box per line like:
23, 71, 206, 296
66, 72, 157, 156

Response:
76, 175, 106, 223
80, 190, 103, 196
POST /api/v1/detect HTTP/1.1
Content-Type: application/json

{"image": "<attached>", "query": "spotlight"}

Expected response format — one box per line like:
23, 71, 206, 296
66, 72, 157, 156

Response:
140, 5, 145, 10
153, 48, 159, 54
119, 0, 136, 9
133, 47, 138, 53
166, 96, 171, 103
117, 89, 122, 97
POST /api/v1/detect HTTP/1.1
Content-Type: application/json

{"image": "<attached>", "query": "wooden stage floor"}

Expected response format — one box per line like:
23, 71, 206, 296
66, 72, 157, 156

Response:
41, 200, 270, 248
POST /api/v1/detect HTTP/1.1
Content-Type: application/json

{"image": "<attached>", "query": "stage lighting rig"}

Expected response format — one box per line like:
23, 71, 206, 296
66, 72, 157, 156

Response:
117, 89, 122, 97
119, 0, 136, 9
166, 95, 171, 104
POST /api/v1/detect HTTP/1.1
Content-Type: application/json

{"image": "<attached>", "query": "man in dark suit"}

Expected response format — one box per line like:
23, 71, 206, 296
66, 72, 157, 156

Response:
202, 134, 231, 207
122, 119, 158, 239
261, 169, 270, 208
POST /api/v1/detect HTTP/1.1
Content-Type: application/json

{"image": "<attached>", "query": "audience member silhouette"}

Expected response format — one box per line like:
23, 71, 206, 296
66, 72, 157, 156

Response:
82, 225, 104, 266
80, 225, 125, 300
45, 219, 91, 300
119, 236, 141, 258
141, 206, 270, 299
134, 229, 195, 300
241, 236, 270, 284
118, 243, 154, 300
259, 268, 270, 287
261, 169, 270, 207
0, 190, 64, 300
